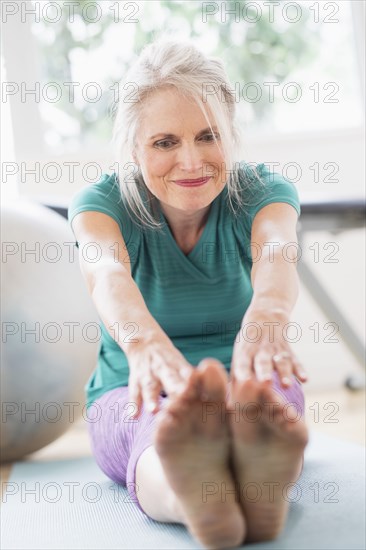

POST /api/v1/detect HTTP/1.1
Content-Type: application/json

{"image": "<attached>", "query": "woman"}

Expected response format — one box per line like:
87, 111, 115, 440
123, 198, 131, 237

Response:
68, 37, 308, 549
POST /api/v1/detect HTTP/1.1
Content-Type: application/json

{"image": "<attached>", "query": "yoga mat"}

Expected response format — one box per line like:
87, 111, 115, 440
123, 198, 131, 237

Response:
1, 431, 365, 549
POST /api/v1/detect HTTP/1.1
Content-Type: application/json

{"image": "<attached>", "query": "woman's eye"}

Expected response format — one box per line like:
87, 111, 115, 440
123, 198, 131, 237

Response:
155, 140, 175, 148
154, 133, 219, 148
202, 133, 218, 141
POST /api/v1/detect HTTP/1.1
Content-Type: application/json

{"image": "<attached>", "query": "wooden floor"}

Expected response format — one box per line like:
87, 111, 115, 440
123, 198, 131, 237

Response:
1, 386, 365, 502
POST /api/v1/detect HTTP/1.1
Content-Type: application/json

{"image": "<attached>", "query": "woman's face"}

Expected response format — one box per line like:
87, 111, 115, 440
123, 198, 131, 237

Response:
133, 87, 228, 214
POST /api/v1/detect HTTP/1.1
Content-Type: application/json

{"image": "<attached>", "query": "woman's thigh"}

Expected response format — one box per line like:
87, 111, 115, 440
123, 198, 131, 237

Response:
269, 370, 305, 419
86, 386, 169, 486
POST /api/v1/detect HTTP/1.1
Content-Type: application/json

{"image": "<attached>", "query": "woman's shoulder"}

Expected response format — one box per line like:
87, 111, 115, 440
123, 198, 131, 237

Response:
238, 161, 300, 200
69, 172, 121, 202
235, 161, 301, 228
68, 172, 138, 247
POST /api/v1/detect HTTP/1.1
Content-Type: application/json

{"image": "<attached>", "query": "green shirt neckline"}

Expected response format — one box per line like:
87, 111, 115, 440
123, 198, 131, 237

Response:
158, 189, 223, 256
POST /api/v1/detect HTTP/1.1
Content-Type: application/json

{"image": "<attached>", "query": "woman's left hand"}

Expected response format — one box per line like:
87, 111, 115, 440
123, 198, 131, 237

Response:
230, 307, 308, 388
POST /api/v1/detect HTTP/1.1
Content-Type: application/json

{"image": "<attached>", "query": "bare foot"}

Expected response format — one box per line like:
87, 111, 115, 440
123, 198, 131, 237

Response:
228, 377, 309, 542
154, 359, 246, 550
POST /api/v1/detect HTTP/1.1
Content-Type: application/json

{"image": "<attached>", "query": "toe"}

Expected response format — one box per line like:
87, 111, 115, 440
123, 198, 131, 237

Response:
233, 376, 261, 405
197, 359, 228, 401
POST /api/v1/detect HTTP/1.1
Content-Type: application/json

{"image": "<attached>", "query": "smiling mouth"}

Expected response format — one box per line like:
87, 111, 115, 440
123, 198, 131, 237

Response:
173, 177, 211, 187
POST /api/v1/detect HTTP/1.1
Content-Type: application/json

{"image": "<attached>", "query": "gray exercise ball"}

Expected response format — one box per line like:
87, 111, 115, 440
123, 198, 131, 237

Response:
1, 199, 100, 462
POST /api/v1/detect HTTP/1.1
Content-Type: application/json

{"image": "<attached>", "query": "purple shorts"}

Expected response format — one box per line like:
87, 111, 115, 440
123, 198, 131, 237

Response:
87, 370, 305, 516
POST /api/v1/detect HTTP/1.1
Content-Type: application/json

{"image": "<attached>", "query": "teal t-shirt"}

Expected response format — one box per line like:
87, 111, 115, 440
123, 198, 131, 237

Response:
68, 162, 301, 409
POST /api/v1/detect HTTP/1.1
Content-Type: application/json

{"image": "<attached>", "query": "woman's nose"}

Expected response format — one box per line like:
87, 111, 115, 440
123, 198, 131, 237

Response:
177, 143, 204, 173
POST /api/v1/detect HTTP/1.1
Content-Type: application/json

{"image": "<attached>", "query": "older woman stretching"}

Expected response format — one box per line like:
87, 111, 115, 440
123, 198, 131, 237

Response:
68, 38, 308, 549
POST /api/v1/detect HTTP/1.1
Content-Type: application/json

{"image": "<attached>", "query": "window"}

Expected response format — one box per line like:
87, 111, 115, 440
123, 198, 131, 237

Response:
2, 0, 364, 200
20, 0, 363, 154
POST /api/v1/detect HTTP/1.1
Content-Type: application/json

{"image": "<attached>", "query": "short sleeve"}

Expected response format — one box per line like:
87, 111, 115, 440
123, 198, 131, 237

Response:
239, 162, 301, 233
67, 173, 134, 249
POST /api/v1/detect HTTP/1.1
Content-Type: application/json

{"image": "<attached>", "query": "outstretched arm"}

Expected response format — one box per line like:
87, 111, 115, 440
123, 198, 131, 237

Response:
231, 202, 308, 386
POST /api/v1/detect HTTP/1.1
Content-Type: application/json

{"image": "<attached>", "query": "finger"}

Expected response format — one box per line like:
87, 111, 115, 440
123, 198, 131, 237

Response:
231, 355, 254, 383
293, 360, 308, 382
272, 354, 293, 387
141, 376, 162, 413
253, 351, 273, 383
157, 367, 188, 396
178, 364, 195, 383
129, 381, 142, 419
174, 364, 201, 399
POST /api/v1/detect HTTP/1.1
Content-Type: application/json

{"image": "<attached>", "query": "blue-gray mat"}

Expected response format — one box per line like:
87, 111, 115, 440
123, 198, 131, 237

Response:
1, 431, 365, 550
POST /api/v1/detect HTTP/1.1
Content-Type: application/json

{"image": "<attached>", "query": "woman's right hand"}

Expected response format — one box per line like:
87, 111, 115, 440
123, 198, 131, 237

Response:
126, 333, 196, 418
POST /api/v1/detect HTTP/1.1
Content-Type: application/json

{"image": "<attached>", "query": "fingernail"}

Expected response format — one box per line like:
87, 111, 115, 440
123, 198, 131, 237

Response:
255, 370, 270, 383
235, 376, 248, 384
180, 368, 192, 380
282, 376, 291, 386
146, 402, 156, 412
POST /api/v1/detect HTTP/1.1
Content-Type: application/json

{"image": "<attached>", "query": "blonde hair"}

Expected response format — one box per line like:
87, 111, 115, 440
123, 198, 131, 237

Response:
111, 34, 264, 230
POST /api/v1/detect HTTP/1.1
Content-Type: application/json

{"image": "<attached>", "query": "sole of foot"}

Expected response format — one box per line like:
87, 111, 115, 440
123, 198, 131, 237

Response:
228, 376, 309, 543
154, 359, 246, 549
